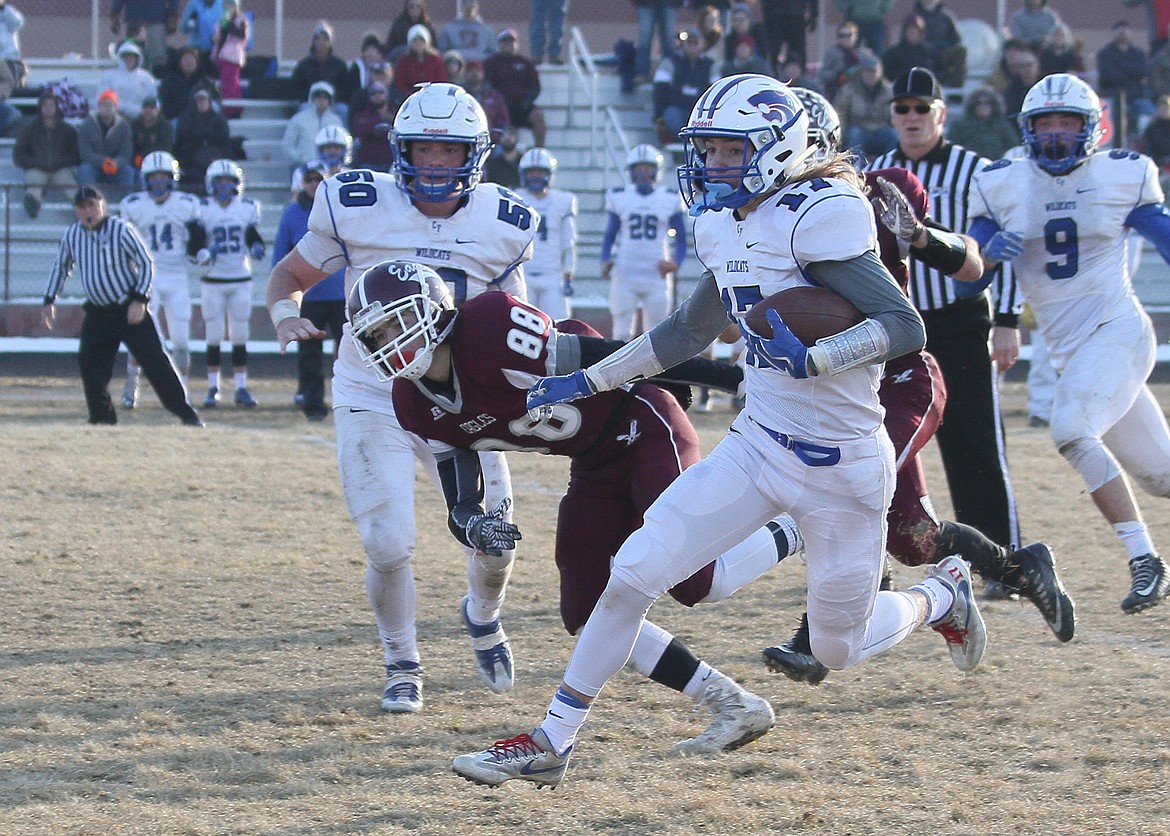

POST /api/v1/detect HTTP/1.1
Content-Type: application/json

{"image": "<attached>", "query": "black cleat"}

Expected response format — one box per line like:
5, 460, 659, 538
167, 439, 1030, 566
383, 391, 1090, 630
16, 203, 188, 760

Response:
1010, 543, 1075, 642
762, 613, 829, 686
1121, 553, 1170, 614
982, 579, 1018, 601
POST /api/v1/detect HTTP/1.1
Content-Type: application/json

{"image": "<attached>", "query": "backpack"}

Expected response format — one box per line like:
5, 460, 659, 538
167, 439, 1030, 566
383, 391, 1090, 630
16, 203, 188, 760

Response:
45, 78, 90, 119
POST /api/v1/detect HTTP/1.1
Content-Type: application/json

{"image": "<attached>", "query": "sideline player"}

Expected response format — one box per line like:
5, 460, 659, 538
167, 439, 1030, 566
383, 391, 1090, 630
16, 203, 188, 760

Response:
517, 147, 577, 319
601, 144, 688, 340
197, 158, 265, 408
764, 88, 1073, 686
348, 259, 791, 753
265, 83, 538, 714
453, 74, 985, 788
290, 125, 352, 202
117, 151, 204, 404
969, 73, 1170, 613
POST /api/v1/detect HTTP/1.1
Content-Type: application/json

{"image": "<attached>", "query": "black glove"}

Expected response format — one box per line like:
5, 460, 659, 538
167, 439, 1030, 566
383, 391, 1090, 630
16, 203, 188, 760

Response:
464, 499, 522, 556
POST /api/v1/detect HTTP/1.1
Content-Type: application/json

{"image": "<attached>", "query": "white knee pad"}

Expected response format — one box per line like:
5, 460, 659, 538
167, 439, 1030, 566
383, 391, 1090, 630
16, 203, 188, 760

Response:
1058, 436, 1122, 493
355, 502, 415, 573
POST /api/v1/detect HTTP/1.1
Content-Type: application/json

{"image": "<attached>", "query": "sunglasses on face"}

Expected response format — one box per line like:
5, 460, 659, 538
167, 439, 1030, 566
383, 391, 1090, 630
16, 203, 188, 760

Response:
893, 103, 935, 115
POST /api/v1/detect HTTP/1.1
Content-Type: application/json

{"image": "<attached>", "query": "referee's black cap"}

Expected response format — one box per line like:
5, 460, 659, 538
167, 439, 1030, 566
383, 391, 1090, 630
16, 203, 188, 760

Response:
890, 67, 943, 103
73, 186, 105, 205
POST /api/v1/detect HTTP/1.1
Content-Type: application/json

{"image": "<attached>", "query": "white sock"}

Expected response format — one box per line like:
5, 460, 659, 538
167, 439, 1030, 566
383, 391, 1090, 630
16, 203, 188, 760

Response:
701, 526, 782, 602
234, 370, 248, 389
909, 576, 955, 624
540, 687, 590, 755
1114, 522, 1155, 561
208, 371, 219, 389
681, 664, 721, 702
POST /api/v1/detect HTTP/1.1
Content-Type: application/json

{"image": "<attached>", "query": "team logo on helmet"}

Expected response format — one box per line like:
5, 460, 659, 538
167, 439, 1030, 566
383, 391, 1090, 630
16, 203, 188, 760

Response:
748, 90, 800, 126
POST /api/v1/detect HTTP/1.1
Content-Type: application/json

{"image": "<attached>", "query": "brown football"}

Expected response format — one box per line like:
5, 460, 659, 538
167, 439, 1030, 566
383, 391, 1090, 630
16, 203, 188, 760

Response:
742, 286, 864, 347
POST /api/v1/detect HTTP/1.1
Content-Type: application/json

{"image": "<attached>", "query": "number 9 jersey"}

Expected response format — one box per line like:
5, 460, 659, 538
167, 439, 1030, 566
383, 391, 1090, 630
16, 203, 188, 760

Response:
295, 168, 539, 410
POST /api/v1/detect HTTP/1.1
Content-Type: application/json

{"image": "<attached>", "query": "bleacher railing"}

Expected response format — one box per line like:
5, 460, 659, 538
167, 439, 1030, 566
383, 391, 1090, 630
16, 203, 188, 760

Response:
565, 27, 600, 164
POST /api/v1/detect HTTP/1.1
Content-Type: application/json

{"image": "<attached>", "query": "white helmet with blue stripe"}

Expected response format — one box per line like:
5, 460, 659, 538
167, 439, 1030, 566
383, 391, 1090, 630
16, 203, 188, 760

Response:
678, 74, 813, 214
1019, 73, 1103, 175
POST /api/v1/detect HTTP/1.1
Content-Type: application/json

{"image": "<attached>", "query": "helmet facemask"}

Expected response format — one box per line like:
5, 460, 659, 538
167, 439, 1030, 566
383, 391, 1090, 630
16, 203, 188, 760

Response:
394, 137, 485, 201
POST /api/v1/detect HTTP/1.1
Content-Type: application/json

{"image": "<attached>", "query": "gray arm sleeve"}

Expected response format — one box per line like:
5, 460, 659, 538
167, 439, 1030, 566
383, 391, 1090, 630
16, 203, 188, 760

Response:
804, 252, 926, 360
645, 270, 731, 367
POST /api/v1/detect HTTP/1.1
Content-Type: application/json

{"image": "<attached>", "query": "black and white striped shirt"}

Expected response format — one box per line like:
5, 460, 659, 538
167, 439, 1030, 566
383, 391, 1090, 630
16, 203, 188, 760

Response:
868, 140, 1021, 325
43, 215, 154, 308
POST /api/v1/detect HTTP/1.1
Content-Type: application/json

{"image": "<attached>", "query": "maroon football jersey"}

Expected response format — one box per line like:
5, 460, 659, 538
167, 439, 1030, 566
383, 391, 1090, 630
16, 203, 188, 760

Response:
392, 292, 688, 467
865, 167, 929, 296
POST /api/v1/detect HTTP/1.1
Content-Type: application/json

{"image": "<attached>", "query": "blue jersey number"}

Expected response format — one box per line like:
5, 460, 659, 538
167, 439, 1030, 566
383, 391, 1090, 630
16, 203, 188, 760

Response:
720, 284, 764, 318
212, 225, 242, 254
497, 197, 533, 230
628, 213, 659, 240
337, 170, 377, 208
148, 222, 174, 252
436, 266, 469, 305
1043, 217, 1078, 280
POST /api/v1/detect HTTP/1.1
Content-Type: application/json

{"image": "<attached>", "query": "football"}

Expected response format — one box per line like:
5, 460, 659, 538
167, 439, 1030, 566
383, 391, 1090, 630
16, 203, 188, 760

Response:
742, 286, 864, 347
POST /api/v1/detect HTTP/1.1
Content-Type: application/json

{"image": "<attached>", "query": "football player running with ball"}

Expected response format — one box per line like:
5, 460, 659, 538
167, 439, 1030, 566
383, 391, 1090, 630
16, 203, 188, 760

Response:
969, 73, 1170, 613
452, 74, 988, 789
763, 88, 1074, 687
266, 83, 538, 714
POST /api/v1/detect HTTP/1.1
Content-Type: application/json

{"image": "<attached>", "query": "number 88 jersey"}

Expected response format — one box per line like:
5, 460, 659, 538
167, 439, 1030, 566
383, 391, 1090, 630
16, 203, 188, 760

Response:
970, 150, 1163, 360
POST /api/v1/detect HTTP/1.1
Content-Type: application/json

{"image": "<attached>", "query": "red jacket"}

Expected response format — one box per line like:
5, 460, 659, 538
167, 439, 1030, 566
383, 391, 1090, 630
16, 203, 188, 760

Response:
393, 51, 448, 96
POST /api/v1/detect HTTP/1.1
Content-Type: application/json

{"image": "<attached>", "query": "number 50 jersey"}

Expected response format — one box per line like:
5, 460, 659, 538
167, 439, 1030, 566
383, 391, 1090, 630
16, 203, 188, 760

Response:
295, 169, 539, 411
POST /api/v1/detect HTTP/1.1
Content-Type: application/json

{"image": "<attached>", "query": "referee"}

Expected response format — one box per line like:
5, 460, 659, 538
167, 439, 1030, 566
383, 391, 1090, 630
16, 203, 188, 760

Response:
868, 67, 1022, 559
42, 186, 202, 426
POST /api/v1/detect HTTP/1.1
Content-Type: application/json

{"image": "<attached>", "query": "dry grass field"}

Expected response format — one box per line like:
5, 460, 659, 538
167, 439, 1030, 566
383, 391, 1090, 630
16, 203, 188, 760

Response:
1, 367, 1169, 835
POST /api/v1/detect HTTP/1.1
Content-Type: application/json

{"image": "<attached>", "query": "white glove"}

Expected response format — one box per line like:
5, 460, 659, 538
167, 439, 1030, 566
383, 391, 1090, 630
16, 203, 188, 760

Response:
875, 176, 925, 244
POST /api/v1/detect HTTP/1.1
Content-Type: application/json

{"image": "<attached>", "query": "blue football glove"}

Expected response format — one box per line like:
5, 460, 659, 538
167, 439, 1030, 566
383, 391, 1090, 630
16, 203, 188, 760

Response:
249, 242, 266, 260
984, 230, 1024, 263
464, 498, 522, 557
561, 276, 574, 297
526, 369, 596, 420
739, 309, 810, 379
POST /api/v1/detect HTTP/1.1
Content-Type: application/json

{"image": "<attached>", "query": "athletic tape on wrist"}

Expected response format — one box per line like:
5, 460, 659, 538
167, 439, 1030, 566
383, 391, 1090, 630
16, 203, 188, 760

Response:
270, 298, 300, 328
806, 319, 890, 376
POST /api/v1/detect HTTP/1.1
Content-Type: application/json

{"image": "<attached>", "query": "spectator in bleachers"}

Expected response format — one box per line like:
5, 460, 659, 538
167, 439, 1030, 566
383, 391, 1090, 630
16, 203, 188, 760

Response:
0, 48, 15, 137
1151, 41, 1170, 100
1098, 19, 1157, 135
100, 42, 160, 121
210, 0, 249, 118
760, 0, 815, 71
833, 53, 897, 161
0, 0, 25, 90
132, 96, 174, 172
110, 0, 174, 75
159, 45, 219, 120
912, 0, 965, 86
1038, 23, 1085, 76
652, 29, 717, 144
530, 0, 569, 65
351, 81, 397, 171
444, 50, 466, 86
723, 3, 770, 67
633, 0, 683, 83
484, 123, 524, 188
461, 59, 510, 140
944, 87, 1018, 162
721, 34, 769, 76
831, 0, 893, 53
779, 55, 822, 92
485, 28, 548, 148
1008, 0, 1063, 51
347, 59, 395, 128
882, 15, 934, 84
385, 0, 437, 64
1002, 46, 1042, 123
281, 81, 344, 167
984, 37, 1030, 95
1142, 93, 1170, 193
173, 87, 229, 193
293, 21, 351, 114
393, 24, 447, 97
695, 5, 726, 64
819, 19, 878, 100
346, 32, 386, 105
180, 0, 224, 55
14, 91, 80, 219
439, 0, 498, 64
78, 91, 136, 201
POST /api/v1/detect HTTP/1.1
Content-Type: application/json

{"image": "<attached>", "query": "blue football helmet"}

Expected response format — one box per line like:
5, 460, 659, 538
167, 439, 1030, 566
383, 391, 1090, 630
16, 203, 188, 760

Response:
677, 74, 812, 215
390, 83, 491, 202
1018, 73, 1103, 175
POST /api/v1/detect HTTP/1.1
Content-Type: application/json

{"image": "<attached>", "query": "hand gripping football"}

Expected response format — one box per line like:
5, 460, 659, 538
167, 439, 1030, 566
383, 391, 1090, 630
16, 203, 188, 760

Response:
742, 286, 863, 347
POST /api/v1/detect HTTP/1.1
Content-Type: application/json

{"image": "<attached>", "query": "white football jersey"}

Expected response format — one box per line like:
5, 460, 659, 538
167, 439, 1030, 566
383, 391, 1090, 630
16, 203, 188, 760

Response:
118, 190, 201, 276
970, 150, 1163, 367
695, 176, 884, 444
604, 185, 687, 277
522, 188, 578, 278
296, 169, 539, 411
199, 195, 262, 280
